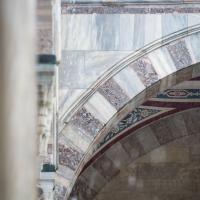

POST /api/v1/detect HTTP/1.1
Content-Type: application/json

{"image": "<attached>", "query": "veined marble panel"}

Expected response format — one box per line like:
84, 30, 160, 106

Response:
133, 15, 145, 51
84, 51, 131, 87
187, 32, 200, 62
161, 14, 188, 36
188, 13, 200, 27
62, 14, 200, 51
62, 125, 91, 152
62, 14, 94, 51
84, 92, 117, 123
119, 15, 135, 50
148, 47, 177, 78
113, 67, 145, 98
145, 15, 162, 45
59, 51, 85, 89
59, 88, 86, 116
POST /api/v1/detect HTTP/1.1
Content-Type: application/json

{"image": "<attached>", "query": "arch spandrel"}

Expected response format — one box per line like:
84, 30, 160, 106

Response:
58, 26, 200, 199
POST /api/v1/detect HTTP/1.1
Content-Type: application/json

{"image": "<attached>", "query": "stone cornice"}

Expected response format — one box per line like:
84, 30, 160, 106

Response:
62, 1, 200, 14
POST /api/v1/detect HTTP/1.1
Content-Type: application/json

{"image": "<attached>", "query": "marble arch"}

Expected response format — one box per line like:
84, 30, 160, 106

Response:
58, 25, 200, 199
69, 108, 200, 200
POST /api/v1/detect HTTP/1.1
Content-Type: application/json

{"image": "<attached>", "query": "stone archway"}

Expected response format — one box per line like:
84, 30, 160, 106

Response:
58, 26, 200, 199
70, 108, 200, 200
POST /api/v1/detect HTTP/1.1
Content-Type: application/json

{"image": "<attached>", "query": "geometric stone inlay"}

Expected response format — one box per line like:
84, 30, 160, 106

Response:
130, 57, 158, 87
71, 107, 103, 138
167, 40, 192, 70
98, 78, 130, 110
156, 89, 200, 99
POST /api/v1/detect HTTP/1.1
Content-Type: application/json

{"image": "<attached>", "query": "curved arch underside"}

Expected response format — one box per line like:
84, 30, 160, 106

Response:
58, 27, 200, 199
70, 108, 200, 200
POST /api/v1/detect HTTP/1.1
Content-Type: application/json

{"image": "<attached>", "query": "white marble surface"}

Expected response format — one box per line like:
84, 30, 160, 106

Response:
148, 47, 176, 78
62, 125, 91, 151
60, 12, 200, 122
84, 92, 117, 123
113, 67, 145, 98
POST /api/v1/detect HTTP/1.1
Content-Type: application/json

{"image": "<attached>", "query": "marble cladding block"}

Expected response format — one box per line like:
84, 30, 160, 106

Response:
165, 114, 188, 138
136, 127, 160, 153
182, 109, 200, 135
159, 73, 176, 92
59, 88, 86, 117
188, 32, 200, 62
176, 66, 193, 84
145, 80, 161, 99
70, 177, 97, 200
135, 163, 187, 180
93, 154, 120, 181
61, 13, 200, 51
71, 107, 103, 138
37, 28, 53, 54
60, 51, 131, 89
98, 78, 129, 110
120, 133, 145, 161
105, 142, 131, 168
113, 67, 145, 98
58, 143, 83, 170
81, 166, 107, 192
167, 40, 192, 70
149, 47, 177, 78
150, 120, 174, 145
161, 14, 188, 36
62, 124, 90, 152
57, 164, 74, 180
59, 51, 85, 89
84, 92, 117, 123
192, 63, 200, 78
130, 57, 158, 87
54, 184, 67, 200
